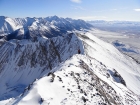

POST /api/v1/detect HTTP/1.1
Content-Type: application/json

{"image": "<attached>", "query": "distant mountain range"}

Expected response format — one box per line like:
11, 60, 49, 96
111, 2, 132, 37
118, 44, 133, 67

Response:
0, 16, 92, 40
88, 20, 140, 27
87, 20, 140, 36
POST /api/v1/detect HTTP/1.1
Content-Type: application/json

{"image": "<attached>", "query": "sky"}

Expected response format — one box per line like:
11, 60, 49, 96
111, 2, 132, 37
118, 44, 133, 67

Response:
0, 0, 140, 21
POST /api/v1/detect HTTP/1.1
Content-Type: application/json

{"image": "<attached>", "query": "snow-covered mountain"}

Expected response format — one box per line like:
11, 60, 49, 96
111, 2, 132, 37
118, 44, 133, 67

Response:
0, 16, 140, 105
0, 16, 92, 40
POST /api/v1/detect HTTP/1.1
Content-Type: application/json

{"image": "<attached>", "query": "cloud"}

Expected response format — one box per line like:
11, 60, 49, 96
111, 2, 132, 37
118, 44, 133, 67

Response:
111, 9, 117, 11
134, 9, 140, 12
74, 16, 107, 21
92, 9, 117, 13
71, 0, 81, 3
71, 5, 86, 10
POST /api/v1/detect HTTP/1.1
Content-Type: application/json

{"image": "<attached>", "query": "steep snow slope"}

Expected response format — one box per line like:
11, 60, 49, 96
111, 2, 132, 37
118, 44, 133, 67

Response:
77, 32, 140, 95
88, 29, 140, 65
2, 55, 139, 105
0, 32, 140, 105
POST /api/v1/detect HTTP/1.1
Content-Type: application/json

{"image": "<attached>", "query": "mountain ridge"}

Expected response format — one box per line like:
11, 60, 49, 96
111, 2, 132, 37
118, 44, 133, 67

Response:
0, 16, 140, 105
0, 32, 140, 104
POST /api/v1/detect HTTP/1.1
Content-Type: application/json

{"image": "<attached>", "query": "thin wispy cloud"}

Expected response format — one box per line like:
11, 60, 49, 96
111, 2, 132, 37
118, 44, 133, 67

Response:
111, 9, 117, 11
134, 9, 140, 12
74, 16, 107, 20
71, 5, 86, 10
70, 0, 81, 3
92, 9, 117, 13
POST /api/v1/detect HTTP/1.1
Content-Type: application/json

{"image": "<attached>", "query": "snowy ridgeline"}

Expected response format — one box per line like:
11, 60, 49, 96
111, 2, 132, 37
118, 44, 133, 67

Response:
0, 31, 140, 105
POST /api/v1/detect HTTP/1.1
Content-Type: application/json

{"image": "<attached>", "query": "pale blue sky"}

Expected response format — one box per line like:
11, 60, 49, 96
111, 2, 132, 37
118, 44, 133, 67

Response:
0, 0, 140, 21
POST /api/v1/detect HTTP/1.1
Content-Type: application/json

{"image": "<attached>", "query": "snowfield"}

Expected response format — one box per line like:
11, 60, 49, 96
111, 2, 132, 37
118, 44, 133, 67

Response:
0, 16, 140, 105
2, 54, 140, 105
0, 31, 140, 105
